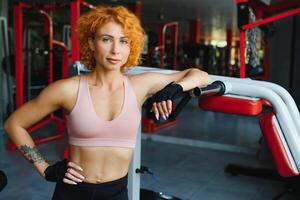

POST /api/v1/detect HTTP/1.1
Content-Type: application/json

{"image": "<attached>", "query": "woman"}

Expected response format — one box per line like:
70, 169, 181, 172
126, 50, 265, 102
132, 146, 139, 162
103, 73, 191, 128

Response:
4, 5, 209, 200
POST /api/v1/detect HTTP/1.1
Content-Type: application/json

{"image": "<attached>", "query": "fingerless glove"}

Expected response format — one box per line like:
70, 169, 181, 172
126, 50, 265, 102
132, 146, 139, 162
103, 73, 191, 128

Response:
44, 159, 68, 182
151, 81, 183, 102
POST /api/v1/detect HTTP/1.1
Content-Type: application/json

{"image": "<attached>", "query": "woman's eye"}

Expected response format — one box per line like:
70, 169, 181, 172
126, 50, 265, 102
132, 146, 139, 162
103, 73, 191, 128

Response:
102, 37, 111, 42
120, 39, 129, 45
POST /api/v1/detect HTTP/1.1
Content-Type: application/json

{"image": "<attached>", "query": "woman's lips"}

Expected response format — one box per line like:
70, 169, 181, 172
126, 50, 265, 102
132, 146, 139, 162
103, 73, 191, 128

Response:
106, 58, 121, 64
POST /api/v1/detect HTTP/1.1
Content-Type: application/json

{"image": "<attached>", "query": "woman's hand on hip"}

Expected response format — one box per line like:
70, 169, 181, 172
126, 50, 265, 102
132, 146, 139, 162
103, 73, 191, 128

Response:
63, 161, 85, 185
44, 159, 85, 185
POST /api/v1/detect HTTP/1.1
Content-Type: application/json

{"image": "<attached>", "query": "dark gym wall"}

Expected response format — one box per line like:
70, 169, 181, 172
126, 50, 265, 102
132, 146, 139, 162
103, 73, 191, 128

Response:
291, 16, 300, 108
268, 17, 293, 89
268, 0, 300, 107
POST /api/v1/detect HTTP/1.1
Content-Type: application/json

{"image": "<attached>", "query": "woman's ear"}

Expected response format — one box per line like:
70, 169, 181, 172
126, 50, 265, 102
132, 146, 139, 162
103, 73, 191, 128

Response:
88, 37, 95, 51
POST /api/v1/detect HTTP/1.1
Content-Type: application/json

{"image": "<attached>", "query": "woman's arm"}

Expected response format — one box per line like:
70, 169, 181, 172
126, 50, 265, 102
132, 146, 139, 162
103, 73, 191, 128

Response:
170, 68, 209, 91
4, 79, 85, 184
141, 68, 208, 97
4, 80, 67, 177
4, 78, 83, 181
137, 68, 209, 119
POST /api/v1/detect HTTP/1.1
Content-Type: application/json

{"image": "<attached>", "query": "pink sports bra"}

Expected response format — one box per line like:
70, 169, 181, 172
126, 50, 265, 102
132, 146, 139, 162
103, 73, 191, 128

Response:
66, 74, 141, 148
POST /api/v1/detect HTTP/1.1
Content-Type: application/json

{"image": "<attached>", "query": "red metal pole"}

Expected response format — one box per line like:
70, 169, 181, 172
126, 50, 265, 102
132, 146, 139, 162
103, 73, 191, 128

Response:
13, 2, 24, 109
235, 0, 248, 3
129, 1, 142, 18
189, 18, 201, 43
239, 30, 246, 78
70, 0, 81, 63
263, 35, 269, 80
227, 29, 232, 51
227, 29, 233, 75
158, 24, 165, 68
171, 23, 178, 69
158, 22, 178, 69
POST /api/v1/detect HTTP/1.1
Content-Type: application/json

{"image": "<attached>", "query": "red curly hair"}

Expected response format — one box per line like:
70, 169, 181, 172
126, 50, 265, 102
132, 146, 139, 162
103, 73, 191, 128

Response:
76, 5, 145, 72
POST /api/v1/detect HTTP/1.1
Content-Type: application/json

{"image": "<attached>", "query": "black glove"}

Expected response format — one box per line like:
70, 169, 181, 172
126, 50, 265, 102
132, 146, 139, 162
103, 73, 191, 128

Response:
44, 159, 68, 182
150, 81, 183, 103
0, 170, 7, 192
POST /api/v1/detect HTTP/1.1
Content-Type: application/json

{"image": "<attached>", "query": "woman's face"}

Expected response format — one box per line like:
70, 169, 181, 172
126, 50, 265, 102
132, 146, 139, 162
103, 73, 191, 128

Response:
89, 21, 130, 71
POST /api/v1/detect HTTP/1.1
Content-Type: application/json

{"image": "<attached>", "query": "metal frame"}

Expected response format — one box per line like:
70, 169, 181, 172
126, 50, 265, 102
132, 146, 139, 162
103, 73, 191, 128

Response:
13, 2, 54, 108
145, 21, 178, 69
158, 22, 178, 69
127, 66, 300, 197
0, 17, 9, 132
53, 40, 69, 79
8, 2, 66, 151
236, 0, 300, 79
209, 75, 300, 134
62, 25, 71, 50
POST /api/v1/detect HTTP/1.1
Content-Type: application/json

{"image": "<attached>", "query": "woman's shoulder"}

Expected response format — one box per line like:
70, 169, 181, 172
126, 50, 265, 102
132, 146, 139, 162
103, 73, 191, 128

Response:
126, 74, 143, 89
54, 75, 81, 91
126, 74, 152, 104
126, 72, 156, 88
48, 75, 82, 112
126, 73, 146, 84
43, 75, 82, 102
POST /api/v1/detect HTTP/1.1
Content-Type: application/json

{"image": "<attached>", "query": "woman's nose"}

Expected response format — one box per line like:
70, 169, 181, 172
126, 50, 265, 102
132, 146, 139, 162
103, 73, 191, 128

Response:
111, 41, 120, 54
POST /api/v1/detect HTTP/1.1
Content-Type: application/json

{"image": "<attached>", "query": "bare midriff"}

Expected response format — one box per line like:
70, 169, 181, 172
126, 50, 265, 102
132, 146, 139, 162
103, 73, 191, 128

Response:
69, 144, 133, 183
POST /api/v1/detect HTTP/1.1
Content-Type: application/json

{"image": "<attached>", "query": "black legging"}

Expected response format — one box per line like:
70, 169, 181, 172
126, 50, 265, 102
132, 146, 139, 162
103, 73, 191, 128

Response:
52, 174, 128, 200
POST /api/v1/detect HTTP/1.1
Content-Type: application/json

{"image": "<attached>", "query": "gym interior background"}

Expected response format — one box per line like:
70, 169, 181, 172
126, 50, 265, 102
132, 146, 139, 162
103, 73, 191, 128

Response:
1, 0, 300, 199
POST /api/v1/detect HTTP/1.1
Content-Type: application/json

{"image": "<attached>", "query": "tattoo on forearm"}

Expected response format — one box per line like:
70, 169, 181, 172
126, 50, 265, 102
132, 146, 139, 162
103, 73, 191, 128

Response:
19, 145, 46, 164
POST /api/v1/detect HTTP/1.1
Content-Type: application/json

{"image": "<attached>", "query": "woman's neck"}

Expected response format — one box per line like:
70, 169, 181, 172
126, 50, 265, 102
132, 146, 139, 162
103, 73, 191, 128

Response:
87, 69, 124, 90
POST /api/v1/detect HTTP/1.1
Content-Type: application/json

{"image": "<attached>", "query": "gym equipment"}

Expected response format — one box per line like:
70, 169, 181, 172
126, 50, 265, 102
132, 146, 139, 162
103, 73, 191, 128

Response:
0, 16, 11, 131
53, 40, 69, 81
199, 74, 300, 199
61, 25, 71, 50
24, 26, 49, 98
7, 2, 70, 151
235, 0, 300, 79
0, 170, 7, 192
69, 64, 300, 199
245, 8, 260, 70
145, 22, 178, 69
126, 66, 300, 199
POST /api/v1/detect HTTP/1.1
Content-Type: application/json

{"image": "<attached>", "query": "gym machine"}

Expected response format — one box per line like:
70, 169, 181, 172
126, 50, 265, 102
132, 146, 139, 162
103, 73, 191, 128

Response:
126, 66, 300, 199
0, 170, 7, 192
0, 16, 10, 194
144, 22, 178, 70
0, 16, 11, 132
200, 74, 300, 199
7, 2, 70, 151
235, 0, 300, 79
